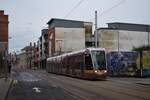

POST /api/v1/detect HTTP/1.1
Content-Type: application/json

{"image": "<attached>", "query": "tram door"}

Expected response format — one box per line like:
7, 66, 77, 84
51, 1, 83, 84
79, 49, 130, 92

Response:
85, 53, 93, 70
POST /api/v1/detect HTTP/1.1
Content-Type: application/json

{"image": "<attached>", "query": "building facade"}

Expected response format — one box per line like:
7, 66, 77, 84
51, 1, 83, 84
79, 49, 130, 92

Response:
47, 18, 93, 57
38, 29, 49, 69
97, 22, 150, 52
33, 42, 39, 69
21, 43, 34, 69
0, 10, 9, 76
21, 42, 40, 69
17, 51, 26, 69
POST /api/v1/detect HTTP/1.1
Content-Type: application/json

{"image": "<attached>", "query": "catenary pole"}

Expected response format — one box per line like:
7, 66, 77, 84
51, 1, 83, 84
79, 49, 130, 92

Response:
95, 11, 98, 48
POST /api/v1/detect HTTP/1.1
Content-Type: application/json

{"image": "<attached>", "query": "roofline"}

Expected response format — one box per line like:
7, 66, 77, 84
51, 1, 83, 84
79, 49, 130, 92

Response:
47, 18, 92, 25
97, 27, 117, 30
107, 22, 150, 27
21, 46, 34, 51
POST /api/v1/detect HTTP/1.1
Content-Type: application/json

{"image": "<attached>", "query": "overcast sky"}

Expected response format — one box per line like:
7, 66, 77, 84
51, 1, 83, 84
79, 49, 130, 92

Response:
0, 0, 150, 52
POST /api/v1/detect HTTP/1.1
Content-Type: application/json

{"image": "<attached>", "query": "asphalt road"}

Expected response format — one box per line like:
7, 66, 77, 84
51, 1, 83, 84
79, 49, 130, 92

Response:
6, 70, 75, 100
6, 69, 150, 100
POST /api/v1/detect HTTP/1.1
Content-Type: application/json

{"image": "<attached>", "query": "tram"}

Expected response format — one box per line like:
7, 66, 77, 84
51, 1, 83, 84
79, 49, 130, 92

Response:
46, 48, 107, 79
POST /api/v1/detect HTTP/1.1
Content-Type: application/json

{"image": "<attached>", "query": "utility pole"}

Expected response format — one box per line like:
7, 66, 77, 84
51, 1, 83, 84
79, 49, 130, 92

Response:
95, 10, 98, 48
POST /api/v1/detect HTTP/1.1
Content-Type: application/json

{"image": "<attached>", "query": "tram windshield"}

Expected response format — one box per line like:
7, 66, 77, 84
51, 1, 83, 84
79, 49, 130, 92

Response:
91, 51, 106, 70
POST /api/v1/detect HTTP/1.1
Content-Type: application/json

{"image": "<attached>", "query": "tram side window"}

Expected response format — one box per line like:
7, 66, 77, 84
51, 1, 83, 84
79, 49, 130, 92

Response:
75, 56, 80, 69
85, 54, 93, 70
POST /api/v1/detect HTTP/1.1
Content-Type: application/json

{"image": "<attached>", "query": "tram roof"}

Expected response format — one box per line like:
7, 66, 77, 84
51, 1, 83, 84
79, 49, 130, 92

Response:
47, 48, 105, 61
87, 47, 105, 51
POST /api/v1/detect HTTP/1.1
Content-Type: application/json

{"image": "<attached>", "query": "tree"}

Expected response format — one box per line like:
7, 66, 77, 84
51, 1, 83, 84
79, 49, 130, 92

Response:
132, 45, 150, 51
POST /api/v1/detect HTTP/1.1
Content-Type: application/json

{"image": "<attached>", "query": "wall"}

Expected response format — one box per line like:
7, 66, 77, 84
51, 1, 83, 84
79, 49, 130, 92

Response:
0, 12, 8, 42
55, 27, 85, 53
17, 52, 27, 69
98, 29, 118, 51
0, 10, 8, 76
84, 22, 93, 47
98, 29, 149, 51
107, 51, 150, 77
107, 51, 139, 76
41, 35, 45, 59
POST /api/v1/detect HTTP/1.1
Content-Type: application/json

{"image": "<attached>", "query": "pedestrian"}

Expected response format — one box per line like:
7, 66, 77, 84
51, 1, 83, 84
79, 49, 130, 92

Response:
8, 61, 11, 74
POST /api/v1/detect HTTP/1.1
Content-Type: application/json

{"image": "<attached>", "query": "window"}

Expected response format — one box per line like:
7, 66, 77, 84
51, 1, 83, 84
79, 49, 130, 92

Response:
85, 54, 93, 70
91, 51, 106, 70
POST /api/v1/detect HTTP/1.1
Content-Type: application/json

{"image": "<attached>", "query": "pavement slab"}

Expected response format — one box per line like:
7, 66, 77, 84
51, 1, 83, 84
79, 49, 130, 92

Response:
0, 78, 13, 100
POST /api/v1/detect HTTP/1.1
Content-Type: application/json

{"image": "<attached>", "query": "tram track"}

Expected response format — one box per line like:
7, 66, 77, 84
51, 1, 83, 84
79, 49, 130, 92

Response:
43, 73, 150, 100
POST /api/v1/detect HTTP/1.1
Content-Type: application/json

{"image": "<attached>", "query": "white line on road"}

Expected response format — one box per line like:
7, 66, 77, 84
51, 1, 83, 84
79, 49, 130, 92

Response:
51, 76, 59, 80
33, 87, 41, 93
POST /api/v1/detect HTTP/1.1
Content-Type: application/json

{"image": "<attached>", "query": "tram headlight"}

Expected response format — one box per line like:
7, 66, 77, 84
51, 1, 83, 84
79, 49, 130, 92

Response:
95, 70, 98, 73
104, 70, 107, 73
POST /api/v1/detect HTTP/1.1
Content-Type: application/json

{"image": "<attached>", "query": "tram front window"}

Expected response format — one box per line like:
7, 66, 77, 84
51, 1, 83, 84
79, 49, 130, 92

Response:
85, 54, 93, 70
91, 51, 106, 70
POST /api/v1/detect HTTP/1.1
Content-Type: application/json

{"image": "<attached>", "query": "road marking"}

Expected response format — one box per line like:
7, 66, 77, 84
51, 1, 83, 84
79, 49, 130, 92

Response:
51, 76, 59, 80
51, 84, 58, 88
33, 87, 41, 93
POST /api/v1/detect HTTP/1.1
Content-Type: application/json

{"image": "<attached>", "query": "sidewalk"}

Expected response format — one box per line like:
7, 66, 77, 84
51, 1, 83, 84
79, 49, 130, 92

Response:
0, 77, 13, 100
135, 78, 150, 85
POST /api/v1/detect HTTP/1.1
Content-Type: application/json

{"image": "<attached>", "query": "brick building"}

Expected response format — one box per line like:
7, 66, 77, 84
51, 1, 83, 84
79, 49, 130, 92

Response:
33, 42, 40, 69
0, 10, 9, 76
0, 10, 8, 43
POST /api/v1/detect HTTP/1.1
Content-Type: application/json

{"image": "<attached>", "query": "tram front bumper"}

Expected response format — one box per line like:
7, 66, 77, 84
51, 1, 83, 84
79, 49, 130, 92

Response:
84, 70, 107, 79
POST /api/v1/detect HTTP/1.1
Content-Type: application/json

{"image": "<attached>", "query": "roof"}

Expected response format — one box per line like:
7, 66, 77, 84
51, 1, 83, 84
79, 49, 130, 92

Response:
97, 27, 116, 30
107, 22, 150, 27
107, 22, 150, 32
47, 48, 105, 61
47, 18, 92, 28
0, 10, 4, 15
41, 29, 48, 35
21, 46, 34, 51
47, 18, 92, 24
47, 18, 82, 24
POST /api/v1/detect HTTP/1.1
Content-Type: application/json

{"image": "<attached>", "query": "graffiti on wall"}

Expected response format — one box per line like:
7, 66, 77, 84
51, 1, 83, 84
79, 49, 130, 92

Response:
107, 51, 150, 77
107, 52, 139, 76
